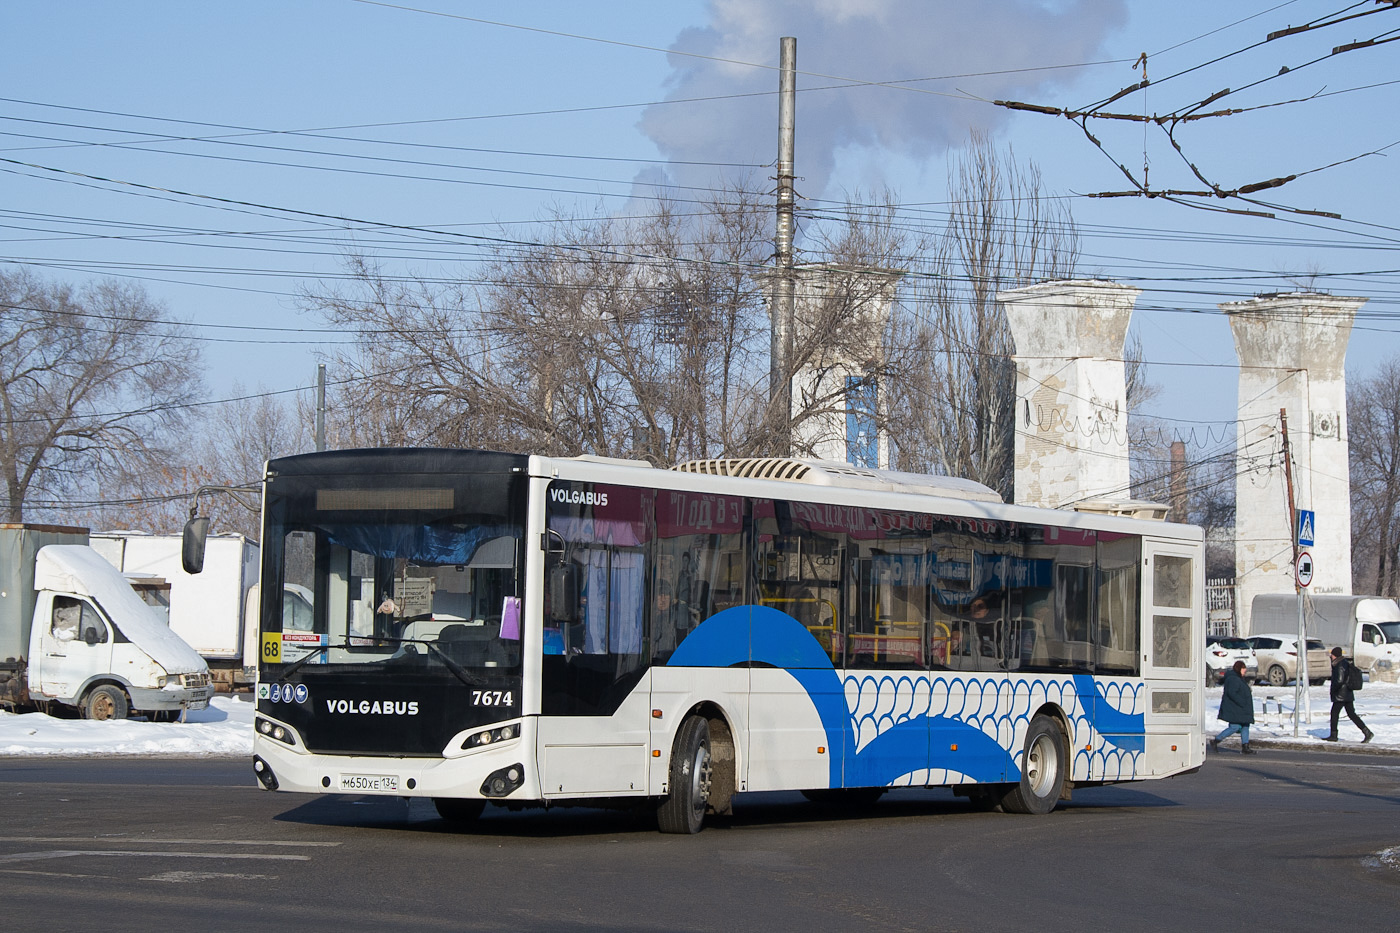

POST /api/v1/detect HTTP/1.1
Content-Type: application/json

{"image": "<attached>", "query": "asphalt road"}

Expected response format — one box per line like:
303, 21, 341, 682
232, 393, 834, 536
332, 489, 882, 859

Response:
0, 749, 1396, 932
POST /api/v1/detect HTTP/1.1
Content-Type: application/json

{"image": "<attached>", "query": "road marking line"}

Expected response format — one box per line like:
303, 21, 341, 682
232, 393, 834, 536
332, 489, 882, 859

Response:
0, 850, 311, 864
143, 871, 276, 883
0, 868, 99, 878
0, 837, 339, 847
1261, 760, 1400, 772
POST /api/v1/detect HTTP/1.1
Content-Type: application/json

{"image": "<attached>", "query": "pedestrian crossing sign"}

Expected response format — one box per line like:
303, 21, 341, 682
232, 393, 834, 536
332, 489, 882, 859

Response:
1297, 510, 1315, 547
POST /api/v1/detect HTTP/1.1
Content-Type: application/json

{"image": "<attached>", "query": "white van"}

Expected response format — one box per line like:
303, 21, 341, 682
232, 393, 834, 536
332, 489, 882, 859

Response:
1251, 593, 1400, 678
16, 541, 212, 720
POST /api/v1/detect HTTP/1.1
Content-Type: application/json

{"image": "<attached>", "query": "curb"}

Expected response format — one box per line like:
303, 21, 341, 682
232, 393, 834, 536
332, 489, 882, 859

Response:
1214, 739, 1399, 758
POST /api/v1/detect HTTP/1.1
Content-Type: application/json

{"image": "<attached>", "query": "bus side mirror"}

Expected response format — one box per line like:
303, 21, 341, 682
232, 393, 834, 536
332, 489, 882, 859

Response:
182, 516, 210, 574
549, 564, 580, 624
542, 529, 566, 563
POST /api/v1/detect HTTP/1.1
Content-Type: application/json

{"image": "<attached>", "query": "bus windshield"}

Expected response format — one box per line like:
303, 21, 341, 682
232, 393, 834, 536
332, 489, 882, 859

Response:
262, 460, 525, 673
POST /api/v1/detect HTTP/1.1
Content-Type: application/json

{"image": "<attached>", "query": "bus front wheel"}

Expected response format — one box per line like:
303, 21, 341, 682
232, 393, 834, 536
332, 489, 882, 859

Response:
1001, 715, 1066, 815
433, 797, 485, 823
657, 716, 712, 834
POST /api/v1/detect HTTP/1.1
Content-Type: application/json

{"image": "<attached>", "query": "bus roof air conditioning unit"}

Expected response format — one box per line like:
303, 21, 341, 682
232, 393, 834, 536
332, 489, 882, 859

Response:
1069, 498, 1170, 521
670, 458, 1002, 503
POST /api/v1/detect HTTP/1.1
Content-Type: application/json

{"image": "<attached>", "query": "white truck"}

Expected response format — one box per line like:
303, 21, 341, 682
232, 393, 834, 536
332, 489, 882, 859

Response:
92, 531, 260, 691
0, 523, 212, 720
1251, 593, 1400, 679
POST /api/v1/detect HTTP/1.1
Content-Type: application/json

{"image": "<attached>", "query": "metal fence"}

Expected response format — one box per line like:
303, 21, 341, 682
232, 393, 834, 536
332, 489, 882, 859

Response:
1206, 577, 1237, 637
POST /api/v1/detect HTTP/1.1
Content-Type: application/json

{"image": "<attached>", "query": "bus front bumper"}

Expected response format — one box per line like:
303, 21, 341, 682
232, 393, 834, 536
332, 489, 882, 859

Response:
252, 721, 541, 802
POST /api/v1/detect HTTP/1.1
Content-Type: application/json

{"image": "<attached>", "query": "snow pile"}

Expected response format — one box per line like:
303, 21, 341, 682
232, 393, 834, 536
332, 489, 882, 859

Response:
1206, 679, 1400, 747
0, 694, 253, 757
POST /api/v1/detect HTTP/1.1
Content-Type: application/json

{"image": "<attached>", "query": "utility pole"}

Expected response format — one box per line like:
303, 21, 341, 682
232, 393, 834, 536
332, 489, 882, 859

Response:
1279, 408, 1309, 733
316, 363, 327, 452
1169, 441, 1187, 521
770, 36, 797, 456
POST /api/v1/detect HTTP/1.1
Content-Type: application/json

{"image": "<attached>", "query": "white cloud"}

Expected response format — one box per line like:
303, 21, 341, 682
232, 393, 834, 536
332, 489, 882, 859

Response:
639, 0, 1129, 197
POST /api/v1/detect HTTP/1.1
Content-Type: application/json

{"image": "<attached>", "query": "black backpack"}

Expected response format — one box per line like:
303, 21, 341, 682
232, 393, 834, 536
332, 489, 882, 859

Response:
1346, 659, 1364, 691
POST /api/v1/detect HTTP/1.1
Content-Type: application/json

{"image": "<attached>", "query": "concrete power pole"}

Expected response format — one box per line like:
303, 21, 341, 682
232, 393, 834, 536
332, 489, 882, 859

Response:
1169, 441, 1187, 521
315, 363, 326, 452
770, 36, 797, 456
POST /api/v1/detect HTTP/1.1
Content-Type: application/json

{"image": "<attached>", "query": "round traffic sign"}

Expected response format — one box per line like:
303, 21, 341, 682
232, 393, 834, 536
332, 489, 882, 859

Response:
1296, 551, 1314, 587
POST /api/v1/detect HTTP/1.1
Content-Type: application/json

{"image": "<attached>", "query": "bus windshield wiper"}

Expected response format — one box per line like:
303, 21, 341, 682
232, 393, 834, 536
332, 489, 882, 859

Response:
423, 641, 487, 688
367, 635, 489, 687
276, 642, 338, 682
274, 635, 487, 687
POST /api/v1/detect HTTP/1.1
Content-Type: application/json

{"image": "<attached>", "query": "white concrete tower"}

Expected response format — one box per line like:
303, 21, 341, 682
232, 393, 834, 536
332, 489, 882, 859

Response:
1225, 293, 1363, 631
999, 279, 1141, 508
789, 262, 903, 467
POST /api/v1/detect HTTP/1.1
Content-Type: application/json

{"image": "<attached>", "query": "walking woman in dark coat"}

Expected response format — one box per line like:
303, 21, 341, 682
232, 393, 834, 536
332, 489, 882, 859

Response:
1213, 660, 1256, 754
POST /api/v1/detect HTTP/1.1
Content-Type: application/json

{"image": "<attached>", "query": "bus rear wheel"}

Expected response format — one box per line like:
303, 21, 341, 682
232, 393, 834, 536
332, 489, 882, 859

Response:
657, 716, 712, 834
1001, 715, 1066, 815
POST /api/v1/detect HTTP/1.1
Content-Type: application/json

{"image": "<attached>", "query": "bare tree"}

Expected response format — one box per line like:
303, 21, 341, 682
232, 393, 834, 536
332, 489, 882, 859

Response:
303, 252, 501, 451
1349, 357, 1400, 596
1192, 455, 1238, 580
192, 388, 313, 539
1126, 330, 1172, 503
304, 147, 1083, 485
0, 268, 202, 523
306, 184, 796, 463
888, 132, 1079, 498
784, 194, 920, 463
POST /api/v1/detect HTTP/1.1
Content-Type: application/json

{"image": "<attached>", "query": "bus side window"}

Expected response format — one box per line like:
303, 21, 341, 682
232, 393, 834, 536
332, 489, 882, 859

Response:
652, 491, 746, 664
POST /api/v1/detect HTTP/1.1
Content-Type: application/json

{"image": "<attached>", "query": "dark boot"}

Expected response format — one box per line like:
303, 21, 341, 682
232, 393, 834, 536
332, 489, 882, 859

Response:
1363, 728, 1374, 744
1209, 739, 1218, 753
1241, 744, 1257, 754
1323, 733, 1338, 741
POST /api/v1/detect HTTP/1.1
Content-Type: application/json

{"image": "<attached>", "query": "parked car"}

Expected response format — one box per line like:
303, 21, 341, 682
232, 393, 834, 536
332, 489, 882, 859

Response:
1246, 634, 1330, 687
1205, 635, 1257, 684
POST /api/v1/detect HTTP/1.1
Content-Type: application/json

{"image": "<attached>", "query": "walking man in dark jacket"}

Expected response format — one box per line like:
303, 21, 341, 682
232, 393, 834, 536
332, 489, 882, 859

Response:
1324, 646, 1373, 743
1213, 660, 1256, 754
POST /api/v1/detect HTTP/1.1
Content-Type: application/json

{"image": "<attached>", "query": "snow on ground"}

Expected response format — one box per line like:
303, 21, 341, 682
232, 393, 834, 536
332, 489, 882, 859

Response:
1, 680, 1397, 758
0, 694, 254, 757
1205, 678, 1400, 748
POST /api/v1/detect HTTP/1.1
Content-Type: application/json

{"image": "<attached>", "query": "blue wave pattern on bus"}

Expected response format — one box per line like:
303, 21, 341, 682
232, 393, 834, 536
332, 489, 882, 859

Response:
668, 605, 1144, 787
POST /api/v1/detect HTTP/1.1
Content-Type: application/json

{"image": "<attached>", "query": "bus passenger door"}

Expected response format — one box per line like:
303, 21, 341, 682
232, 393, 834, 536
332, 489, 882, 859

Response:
745, 515, 845, 793
1138, 539, 1202, 776
538, 541, 653, 798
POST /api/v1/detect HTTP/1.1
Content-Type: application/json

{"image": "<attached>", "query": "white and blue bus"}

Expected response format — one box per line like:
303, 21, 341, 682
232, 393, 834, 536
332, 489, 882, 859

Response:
249, 448, 1204, 832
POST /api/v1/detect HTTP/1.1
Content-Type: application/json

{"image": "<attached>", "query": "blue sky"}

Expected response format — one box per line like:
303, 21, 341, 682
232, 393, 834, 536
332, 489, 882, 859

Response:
3, 0, 1398, 452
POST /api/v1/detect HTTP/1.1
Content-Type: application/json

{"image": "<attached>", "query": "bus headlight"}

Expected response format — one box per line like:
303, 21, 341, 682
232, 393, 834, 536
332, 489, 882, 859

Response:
256, 717, 296, 746
462, 723, 518, 749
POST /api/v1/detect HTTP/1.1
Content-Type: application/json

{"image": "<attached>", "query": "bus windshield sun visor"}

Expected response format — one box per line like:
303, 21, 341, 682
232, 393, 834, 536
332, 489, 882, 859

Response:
323, 523, 519, 564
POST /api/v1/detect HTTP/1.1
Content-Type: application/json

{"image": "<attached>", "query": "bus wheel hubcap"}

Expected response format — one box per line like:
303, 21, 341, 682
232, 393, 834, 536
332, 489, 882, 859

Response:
1026, 735, 1057, 797
691, 747, 712, 814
